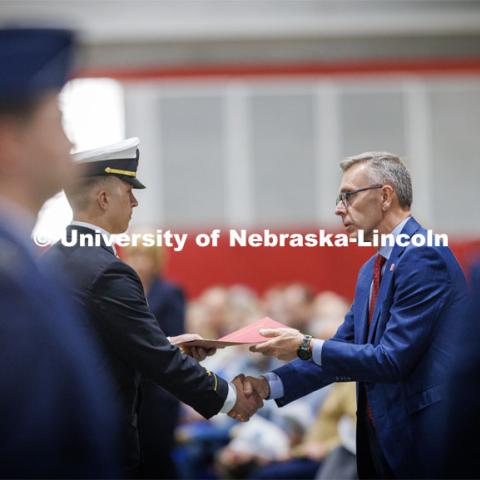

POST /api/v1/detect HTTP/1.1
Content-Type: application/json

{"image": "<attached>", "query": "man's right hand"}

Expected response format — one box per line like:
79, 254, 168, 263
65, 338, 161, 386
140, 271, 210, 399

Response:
236, 374, 270, 400
228, 376, 264, 422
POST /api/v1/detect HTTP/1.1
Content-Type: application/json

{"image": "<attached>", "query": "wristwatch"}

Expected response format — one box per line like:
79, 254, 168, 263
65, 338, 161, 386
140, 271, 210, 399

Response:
297, 334, 313, 360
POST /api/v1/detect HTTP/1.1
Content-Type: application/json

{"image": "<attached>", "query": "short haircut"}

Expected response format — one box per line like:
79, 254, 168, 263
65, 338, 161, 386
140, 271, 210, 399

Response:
64, 176, 109, 212
340, 151, 413, 208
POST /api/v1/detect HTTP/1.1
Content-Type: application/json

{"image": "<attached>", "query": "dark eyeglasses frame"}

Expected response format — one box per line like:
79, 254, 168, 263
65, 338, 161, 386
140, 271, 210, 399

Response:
336, 184, 383, 208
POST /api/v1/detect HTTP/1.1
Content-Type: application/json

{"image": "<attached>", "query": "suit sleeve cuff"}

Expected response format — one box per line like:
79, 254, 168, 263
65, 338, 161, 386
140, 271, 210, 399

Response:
312, 339, 325, 366
263, 372, 284, 399
220, 382, 237, 414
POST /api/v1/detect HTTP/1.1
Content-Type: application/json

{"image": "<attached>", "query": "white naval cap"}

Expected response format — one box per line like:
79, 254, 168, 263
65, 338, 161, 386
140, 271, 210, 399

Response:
72, 137, 145, 189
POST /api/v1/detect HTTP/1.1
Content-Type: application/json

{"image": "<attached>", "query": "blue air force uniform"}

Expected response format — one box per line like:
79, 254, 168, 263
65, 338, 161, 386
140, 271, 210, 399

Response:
0, 28, 118, 478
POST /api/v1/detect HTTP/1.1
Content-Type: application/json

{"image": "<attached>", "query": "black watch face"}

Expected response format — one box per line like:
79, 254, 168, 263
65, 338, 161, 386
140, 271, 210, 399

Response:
298, 349, 311, 360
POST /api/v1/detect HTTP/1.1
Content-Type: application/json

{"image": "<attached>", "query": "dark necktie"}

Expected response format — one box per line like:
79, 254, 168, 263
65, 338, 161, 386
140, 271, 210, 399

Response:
367, 254, 386, 423
369, 254, 386, 325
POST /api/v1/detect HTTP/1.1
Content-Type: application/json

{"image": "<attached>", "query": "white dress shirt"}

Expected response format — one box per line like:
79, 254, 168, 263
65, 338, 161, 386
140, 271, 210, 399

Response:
69, 221, 118, 256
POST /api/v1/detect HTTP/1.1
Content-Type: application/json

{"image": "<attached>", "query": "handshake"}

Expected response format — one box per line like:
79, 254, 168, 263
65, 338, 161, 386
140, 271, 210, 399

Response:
226, 326, 310, 422
171, 327, 309, 422
227, 374, 270, 422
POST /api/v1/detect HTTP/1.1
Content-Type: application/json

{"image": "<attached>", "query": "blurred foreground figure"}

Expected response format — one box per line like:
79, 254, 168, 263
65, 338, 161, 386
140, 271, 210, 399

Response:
441, 260, 480, 478
0, 28, 118, 477
124, 242, 186, 478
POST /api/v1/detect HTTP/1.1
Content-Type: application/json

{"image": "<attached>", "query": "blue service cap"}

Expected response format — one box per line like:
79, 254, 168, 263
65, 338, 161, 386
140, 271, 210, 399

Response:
0, 27, 75, 101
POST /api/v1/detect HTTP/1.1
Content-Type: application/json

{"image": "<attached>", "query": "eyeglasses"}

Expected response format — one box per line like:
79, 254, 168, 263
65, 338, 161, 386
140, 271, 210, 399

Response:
335, 184, 383, 208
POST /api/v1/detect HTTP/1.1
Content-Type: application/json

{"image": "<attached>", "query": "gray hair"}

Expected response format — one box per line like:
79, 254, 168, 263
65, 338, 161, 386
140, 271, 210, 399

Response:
340, 151, 412, 208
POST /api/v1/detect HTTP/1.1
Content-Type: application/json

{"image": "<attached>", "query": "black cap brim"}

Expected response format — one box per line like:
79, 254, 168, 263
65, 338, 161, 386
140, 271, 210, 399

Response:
120, 175, 145, 189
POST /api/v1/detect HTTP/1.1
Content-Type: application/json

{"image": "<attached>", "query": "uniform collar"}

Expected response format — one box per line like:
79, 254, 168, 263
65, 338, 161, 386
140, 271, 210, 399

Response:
70, 220, 117, 256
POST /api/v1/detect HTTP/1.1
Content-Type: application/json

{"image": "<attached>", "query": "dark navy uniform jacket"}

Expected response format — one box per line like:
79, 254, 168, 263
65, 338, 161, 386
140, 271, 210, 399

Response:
0, 220, 119, 478
42, 224, 228, 474
138, 278, 186, 478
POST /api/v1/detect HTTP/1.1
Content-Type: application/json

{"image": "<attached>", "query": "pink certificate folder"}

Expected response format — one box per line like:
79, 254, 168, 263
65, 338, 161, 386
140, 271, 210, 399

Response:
177, 316, 288, 349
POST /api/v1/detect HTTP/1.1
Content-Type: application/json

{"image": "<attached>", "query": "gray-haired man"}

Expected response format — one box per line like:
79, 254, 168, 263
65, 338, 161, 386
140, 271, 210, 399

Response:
242, 152, 469, 478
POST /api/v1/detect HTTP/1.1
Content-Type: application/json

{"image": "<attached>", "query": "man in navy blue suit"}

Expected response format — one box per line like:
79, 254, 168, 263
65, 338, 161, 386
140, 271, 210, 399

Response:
240, 152, 469, 478
0, 28, 119, 477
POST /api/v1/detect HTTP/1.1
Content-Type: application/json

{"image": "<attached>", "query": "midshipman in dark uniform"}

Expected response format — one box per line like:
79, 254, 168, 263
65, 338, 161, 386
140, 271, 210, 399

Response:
42, 138, 262, 476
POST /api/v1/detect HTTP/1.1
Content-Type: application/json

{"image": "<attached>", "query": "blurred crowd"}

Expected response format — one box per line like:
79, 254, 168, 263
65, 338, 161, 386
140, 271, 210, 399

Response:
124, 243, 357, 480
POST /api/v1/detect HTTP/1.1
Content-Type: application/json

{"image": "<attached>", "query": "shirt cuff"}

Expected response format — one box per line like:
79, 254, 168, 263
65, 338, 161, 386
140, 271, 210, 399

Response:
312, 339, 325, 366
220, 382, 237, 414
263, 372, 285, 400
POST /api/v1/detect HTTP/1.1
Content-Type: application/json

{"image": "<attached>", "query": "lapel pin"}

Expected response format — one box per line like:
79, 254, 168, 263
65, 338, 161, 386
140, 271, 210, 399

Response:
390, 263, 395, 272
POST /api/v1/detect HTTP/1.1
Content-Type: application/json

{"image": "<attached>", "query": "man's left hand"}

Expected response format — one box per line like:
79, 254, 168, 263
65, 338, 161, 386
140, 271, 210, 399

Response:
169, 333, 216, 361
249, 328, 304, 361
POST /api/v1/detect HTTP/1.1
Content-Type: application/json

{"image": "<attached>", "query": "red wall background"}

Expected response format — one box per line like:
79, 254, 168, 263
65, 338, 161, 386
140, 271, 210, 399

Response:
160, 230, 480, 300
84, 59, 480, 300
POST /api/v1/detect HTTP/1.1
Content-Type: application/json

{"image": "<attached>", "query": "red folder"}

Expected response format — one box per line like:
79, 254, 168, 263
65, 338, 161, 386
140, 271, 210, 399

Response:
177, 316, 287, 349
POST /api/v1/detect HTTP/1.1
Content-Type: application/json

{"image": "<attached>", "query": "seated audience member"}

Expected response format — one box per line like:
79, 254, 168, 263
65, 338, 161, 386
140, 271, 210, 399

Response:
200, 286, 231, 337
308, 291, 350, 339
316, 414, 357, 480
226, 285, 262, 332
282, 283, 314, 331
215, 381, 354, 480
186, 300, 217, 340
261, 285, 288, 324
247, 382, 356, 480
216, 403, 311, 479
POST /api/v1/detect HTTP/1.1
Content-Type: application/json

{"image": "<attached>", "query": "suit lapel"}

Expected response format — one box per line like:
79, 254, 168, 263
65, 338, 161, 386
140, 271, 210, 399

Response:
366, 217, 422, 343
357, 260, 374, 344
367, 256, 394, 343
